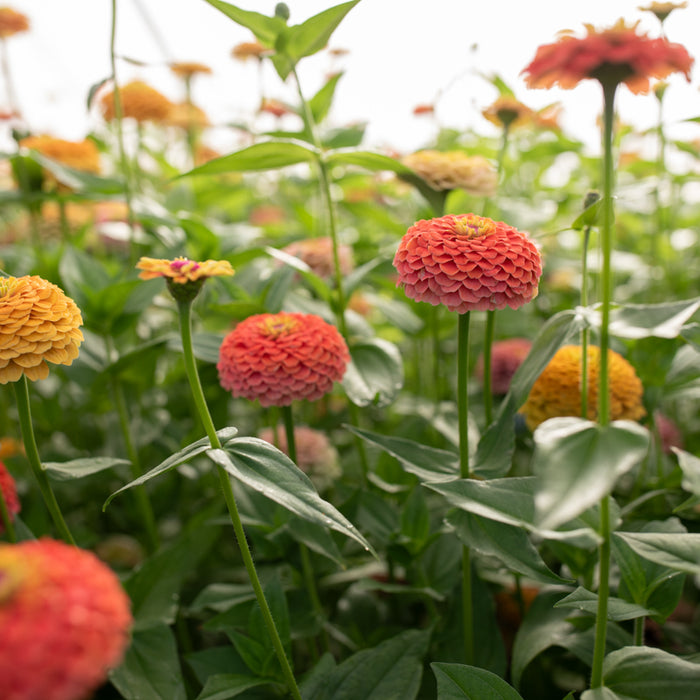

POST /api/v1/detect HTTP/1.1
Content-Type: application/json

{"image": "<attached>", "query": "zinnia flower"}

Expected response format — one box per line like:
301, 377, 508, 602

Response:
281, 237, 354, 279
218, 312, 350, 407
259, 98, 292, 118
638, 2, 687, 23
393, 214, 542, 313
522, 19, 693, 93
231, 40, 268, 61
100, 81, 173, 123
0, 276, 83, 384
474, 338, 532, 395
258, 425, 341, 492
0, 538, 132, 700
0, 7, 29, 38
519, 344, 646, 431
402, 151, 497, 196
0, 461, 20, 533
169, 61, 212, 78
165, 102, 210, 130
482, 96, 534, 129
653, 411, 683, 453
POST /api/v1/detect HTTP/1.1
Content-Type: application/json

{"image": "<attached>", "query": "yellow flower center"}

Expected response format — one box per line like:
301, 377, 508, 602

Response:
453, 214, 496, 238
0, 277, 20, 298
259, 315, 300, 338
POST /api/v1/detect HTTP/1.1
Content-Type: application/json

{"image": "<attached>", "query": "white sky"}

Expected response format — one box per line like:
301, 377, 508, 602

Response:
2, 0, 700, 155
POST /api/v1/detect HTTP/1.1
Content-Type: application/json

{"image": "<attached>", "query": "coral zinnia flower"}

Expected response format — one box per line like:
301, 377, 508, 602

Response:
169, 61, 212, 78
218, 312, 350, 407
0, 461, 20, 533
482, 96, 534, 129
393, 214, 542, 313
19, 135, 100, 174
100, 81, 173, 123
474, 338, 532, 395
0, 538, 132, 700
522, 19, 693, 93
402, 151, 497, 196
0, 276, 83, 384
258, 425, 341, 492
282, 237, 354, 279
519, 344, 646, 431
0, 7, 29, 38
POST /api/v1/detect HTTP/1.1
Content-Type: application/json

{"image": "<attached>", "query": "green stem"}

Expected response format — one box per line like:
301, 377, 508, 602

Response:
0, 482, 16, 542
633, 616, 645, 646
177, 300, 301, 700
14, 375, 75, 544
430, 306, 442, 402
58, 198, 70, 242
581, 225, 592, 419
590, 495, 611, 688
482, 310, 495, 427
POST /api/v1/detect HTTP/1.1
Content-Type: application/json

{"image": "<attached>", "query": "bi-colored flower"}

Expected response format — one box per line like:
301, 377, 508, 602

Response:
137, 256, 234, 283
169, 61, 212, 78
393, 214, 542, 313
0, 538, 132, 700
638, 2, 688, 23
19, 135, 100, 174
218, 312, 350, 407
522, 19, 693, 93
475, 338, 532, 395
482, 96, 534, 129
0, 461, 20, 533
0, 7, 29, 38
402, 150, 497, 196
259, 98, 292, 118
519, 344, 646, 431
0, 276, 83, 384
100, 81, 173, 123
282, 237, 354, 279
258, 425, 341, 492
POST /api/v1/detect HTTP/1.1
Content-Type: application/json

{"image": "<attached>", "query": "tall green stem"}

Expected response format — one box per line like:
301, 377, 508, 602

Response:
482, 310, 495, 426
580, 224, 592, 419
177, 300, 302, 700
590, 80, 617, 690
14, 375, 75, 544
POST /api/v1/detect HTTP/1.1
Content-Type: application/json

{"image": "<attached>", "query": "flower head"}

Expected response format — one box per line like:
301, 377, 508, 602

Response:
402, 150, 497, 196
653, 411, 683, 453
475, 338, 532, 395
258, 425, 341, 492
100, 81, 173, 123
482, 96, 534, 129
218, 312, 349, 407
393, 214, 542, 313
519, 344, 646, 431
231, 40, 268, 61
522, 19, 693, 93
0, 276, 83, 384
638, 2, 687, 23
0, 7, 29, 38
0, 538, 132, 700
0, 461, 20, 533
166, 102, 210, 130
282, 237, 354, 279
259, 97, 292, 118
19, 135, 100, 174
169, 61, 212, 78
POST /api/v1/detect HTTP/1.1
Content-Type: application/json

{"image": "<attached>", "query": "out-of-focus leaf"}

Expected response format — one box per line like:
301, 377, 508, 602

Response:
44, 457, 130, 481
554, 586, 655, 621
614, 531, 700, 576
27, 151, 124, 194
342, 337, 404, 407
571, 196, 602, 230
201, 0, 285, 44
309, 72, 343, 124
195, 674, 273, 700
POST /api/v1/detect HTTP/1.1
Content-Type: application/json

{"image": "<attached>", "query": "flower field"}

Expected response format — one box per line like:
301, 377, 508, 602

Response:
3, 2, 700, 699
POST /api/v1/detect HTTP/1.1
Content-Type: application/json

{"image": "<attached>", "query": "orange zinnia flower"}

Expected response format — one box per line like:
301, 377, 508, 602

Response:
482, 96, 534, 129
165, 102, 210, 130
474, 338, 532, 395
282, 237, 354, 279
0, 7, 29, 38
402, 151, 497, 196
231, 40, 268, 61
19, 135, 100, 174
169, 61, 212, 78
0, 461, 20, 533
393, 214, 542, 313
0, 538, 132, 700
519, 344, 646, 431
259, 98, 292, 118
522, 19, 693, 93
0, 276, 83, 384
218, 312, 350, 407
100, 80, 173, 123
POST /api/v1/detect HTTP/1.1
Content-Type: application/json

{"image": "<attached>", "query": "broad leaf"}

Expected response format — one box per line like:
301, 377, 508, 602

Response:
29, 151, 124, 194
342, 337, 404, 407
554, 587, 654, 621
673, 447, 700, 496
432, 663, 524, 700
614, 531, 700, 576
195, 674, 273, 700
44, 456, 130, 481
202, 0, 285, 44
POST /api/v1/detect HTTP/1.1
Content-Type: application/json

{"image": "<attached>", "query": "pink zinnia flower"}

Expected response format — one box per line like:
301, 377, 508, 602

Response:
393, 214, 542, 313
474, 338, 532, 395
0, 538, 132, 700
282, 237, 354, 279
218, 312, 350, 407
0, 461, 19, 533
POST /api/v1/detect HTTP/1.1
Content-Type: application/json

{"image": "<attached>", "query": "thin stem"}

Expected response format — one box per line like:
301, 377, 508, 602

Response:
14, 375, 75, 544
633, 616, 645, 646
580, 225, 592, 419
0, 38, 20, 117
0, 484, 17, 542
482, 310, 495, 427
177, 300, 301, 700
590, 495, 611, 688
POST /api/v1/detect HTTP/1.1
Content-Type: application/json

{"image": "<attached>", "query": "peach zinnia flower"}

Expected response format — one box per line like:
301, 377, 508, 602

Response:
474, 338, 532, 395
19, 135, 100, 174
0, 276, 83, 384
519, 344, 646, 431
402, 150, 497, 196
482, 96, 534, 129
218, 312, 350, 407
0, 7, 29, 38
0, 538, 132, 700
0, 461, 20, 533
169, 61, 212, 78
231, 40, 268, 61
282, 237, 354, 279
100, 80, 173, 123
393, 214, 542, 313
166, 102, 210, 130
522, 19, 693, 93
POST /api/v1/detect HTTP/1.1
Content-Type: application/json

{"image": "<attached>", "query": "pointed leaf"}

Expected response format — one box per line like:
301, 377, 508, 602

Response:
431, 662, 524, 700
325, 150, 413, 175
673, 447, 700, 496
614, 532, 700, 576
554, 587, 655, 621
195, 674, 272, 700
342, 337, 404, 407
44, 457, 130, 481
309, 72, 343, 124
202, 0, 285, 44
533, 418, 649, 530
27, 151, 124, 194
571, 196, 602, 230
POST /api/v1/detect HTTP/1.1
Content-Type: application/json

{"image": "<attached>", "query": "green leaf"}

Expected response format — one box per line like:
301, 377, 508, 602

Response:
207, 437, 375, 556
601, 646, 700, 699
533, 418, 649, 530
179, 141, 317, 178
201, 0, 285, 44
554, 587, 654, 621
104, 427, 238, 509
571, 196, 602, 230
325, 150, 413, 175
580, 688, 623, 700
344, 425, 458, 482
673, 447, 700, 496
167, 331, 225, 364
614, 531, 700, 576
309, 72, 343, 124
109, 624, 187, 700
283, 516, 344, 566
28, 151, 124, 194
44, 456, 130, 481
447, 510, 572, 585
195, 674, 273, 700
303, 628, 430, 700
432, 662, 524, 699
342, 337, 404, 407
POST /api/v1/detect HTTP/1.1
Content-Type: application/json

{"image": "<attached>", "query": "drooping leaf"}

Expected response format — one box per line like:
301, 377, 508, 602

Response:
554, 587, 655, 621
614, 531, 700, 577
342, 337, 404, 407
44, 457, 130, 481
432, 662, 524, 700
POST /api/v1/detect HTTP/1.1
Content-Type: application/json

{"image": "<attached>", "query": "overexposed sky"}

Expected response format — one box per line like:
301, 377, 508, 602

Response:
2, 0, 700, 155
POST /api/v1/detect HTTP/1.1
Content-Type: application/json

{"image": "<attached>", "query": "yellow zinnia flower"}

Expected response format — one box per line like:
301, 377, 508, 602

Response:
402, 150, 497, 196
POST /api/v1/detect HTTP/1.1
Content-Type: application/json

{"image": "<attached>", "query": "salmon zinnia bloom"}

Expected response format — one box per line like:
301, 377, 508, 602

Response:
482, 96, 534, 129
218, 312, 350, 407
282, 237, 354, 279
0, 276, 83, 384
393, 214, 542, 313
0, 538, 132, 700
402, 151, 497, 196
519, 344, 646, 431
475, 338, 532, 395
0, 461, 20, 533
522, 19, 693, 93
0, 7, 29, 38
100, 80, 173, 123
